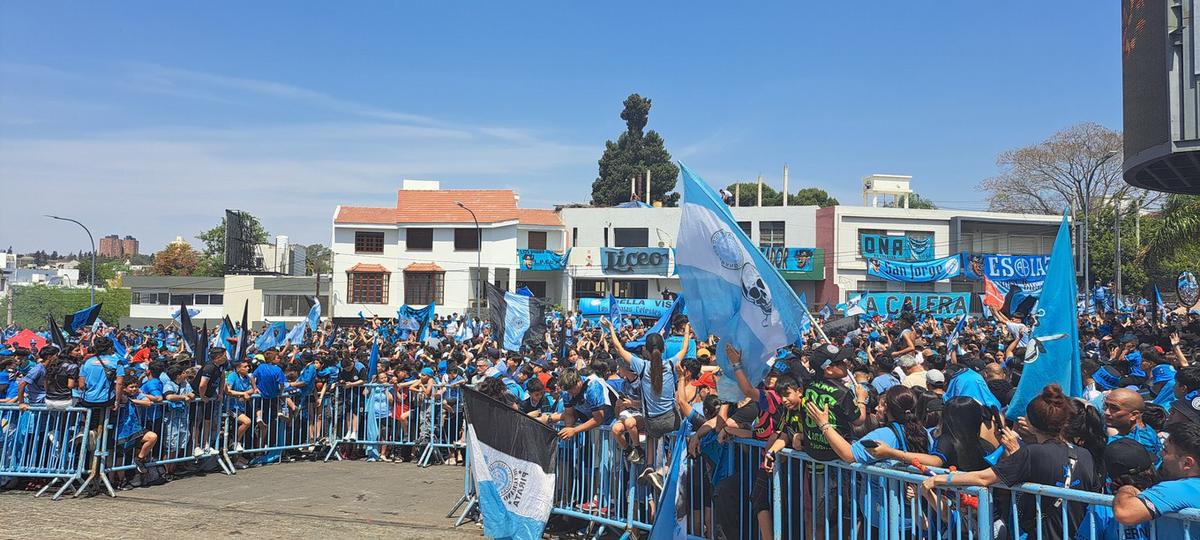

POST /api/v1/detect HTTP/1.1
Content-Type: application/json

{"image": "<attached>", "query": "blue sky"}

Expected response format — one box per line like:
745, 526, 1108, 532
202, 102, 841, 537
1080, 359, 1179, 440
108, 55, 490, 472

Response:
0, 2, 1121, 254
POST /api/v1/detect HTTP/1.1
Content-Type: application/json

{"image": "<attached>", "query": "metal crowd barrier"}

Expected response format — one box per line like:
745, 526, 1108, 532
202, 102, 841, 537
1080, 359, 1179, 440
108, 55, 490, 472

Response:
524, 430, 1200, 540
324, 383, 465, 467
0, 404, 92, 499
226, 389, 334, 466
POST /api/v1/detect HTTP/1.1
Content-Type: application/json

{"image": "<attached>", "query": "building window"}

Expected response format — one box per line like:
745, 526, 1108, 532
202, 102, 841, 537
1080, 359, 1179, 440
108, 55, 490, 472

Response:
494, 267, 510, 291
468, 267, 490, 304
759, 221, 785, 248
572, 227, 578, 248
1008, 235, 1039, 255
169, 294, 195, 306
406, 228, 433, 251
573, 279, 605, 300
527, 231, 547, 251
613, 228, 649, 247
737, 221, 753, 238
612, 280, 648, 298
958, 233, 975, 253
855, 279, 888, 292
264, 294, 313, 317
404, 271, 443, 305
193, 294, 224, 305
516, 280, 546, 298
354, 231, 385, 253
348, 271, 389, 304
454, 228, 480, 251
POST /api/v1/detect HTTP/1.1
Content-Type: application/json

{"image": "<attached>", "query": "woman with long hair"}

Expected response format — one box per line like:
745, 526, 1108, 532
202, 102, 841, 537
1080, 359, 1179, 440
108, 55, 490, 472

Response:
919, 384, 1100, 540
868, 397, 1008, 472
806, 385, 930, 532
601, 316, 690, 478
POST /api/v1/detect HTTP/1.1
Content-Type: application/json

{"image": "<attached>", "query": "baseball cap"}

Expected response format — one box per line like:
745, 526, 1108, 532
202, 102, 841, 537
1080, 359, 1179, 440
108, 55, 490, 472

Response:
690, 372, 717, 389
420, 367, 435, 377
926, 370, 946, 387
1102, 438, 1155, 480
1170, 394, 1200, 424
1152, 364, 1177, 384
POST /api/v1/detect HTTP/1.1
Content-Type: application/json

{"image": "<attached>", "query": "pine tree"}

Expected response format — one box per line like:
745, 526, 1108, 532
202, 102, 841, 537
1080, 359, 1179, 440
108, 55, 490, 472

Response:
591, 94, 680, 207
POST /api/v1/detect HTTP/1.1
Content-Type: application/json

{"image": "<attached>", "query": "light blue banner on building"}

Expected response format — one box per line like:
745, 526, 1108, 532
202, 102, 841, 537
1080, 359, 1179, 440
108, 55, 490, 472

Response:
577, 297, 675, 319
517, 248, 568, 271
600, 247, 671, 276
758, 246, 816, 271
857, 292, 971, 319
860, 233, 934, 261
960, 254, 1051, 282
866, 255, 961, 282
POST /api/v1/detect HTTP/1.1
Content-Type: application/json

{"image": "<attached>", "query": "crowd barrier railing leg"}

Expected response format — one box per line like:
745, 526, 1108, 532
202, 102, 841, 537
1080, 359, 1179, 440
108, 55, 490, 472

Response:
449, 436, 478, 527
75, 409, 115, 498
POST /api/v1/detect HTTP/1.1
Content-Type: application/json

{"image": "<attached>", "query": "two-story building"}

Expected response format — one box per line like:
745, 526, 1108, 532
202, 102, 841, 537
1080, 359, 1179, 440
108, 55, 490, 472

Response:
330, 180, 564, 321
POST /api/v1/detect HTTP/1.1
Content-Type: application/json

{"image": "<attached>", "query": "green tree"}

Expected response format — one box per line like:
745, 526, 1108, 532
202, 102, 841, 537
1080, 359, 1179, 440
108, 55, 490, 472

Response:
883, 193, 938, 209
305, 243, 332, 275
591, 94, 680, 207
151, 242, 202, 276
195, 213, 270, 276
77, 258, 128, 286
1086, 203, 1149, 293
790, 187, 840, 207
3, 284, 131, 329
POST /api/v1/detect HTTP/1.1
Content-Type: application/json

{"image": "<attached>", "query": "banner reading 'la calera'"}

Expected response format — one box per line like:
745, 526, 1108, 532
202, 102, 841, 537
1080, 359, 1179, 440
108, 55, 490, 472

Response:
855, 292, 972, 319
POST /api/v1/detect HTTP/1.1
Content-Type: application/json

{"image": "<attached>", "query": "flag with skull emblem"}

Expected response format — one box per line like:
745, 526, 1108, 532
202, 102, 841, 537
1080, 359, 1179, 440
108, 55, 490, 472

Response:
674, 163, 806, 401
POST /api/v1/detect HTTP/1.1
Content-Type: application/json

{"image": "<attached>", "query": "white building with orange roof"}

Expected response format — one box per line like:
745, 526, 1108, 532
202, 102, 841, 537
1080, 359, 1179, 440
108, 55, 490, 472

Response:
330, 179, 566, 322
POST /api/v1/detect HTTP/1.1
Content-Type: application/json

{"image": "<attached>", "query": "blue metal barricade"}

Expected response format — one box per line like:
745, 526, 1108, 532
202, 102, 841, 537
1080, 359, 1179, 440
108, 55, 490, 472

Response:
993, 479, 1200, 540
227, 390, 333, 465
0, 404, 92, 500
103, 396, 234, 480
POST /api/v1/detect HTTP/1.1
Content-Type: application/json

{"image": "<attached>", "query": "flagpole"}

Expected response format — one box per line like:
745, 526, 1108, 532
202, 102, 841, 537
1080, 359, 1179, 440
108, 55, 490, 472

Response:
455, 201, 482, 322
46, 215, 96, 305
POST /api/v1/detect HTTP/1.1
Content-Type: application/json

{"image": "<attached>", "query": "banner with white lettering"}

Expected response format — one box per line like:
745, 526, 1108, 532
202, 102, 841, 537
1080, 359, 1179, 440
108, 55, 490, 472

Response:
961, 254, 1051, 282
600, 247, 671, 276
577, 297, 675, 319
855, 292, 971, 319
866, 255, 961, 282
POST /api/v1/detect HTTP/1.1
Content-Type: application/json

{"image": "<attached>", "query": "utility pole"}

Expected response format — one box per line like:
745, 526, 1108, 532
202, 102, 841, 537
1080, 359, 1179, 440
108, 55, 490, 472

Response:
1115, 205, 1122, 300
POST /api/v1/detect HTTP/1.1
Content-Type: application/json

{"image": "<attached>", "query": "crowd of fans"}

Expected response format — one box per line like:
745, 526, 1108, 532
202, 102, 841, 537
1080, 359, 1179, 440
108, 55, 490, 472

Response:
2, 299, 1200, 538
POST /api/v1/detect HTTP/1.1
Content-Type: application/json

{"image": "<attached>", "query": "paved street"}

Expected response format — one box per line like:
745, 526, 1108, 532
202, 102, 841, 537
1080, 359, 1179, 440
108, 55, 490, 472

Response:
0, 461, 481, 539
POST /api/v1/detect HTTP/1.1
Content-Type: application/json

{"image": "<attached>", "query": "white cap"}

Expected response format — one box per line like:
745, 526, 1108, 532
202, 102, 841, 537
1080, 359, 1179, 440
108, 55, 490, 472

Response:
926, 369, 946, 386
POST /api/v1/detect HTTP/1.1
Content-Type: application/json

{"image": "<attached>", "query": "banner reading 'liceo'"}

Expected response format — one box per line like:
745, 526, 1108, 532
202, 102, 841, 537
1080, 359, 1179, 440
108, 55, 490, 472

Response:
517, 249, 568, 271
600, 247, 671, 275
961, 254, 1051, 282
866, 255, 961, 282
856, 292, 971, 319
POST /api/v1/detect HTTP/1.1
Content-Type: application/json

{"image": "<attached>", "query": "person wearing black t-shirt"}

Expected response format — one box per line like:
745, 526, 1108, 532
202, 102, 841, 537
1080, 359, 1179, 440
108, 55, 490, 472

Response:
191, 348, 228, 457
920, 384, 1098, 540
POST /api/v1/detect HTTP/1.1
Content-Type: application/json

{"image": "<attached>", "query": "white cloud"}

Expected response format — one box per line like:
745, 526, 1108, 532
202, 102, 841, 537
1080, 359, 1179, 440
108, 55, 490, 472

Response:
0, 63, 599, 252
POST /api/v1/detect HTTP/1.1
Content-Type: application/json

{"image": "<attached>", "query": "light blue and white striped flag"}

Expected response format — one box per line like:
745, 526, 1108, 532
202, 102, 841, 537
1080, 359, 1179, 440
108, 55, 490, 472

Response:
675, 164, 805, 400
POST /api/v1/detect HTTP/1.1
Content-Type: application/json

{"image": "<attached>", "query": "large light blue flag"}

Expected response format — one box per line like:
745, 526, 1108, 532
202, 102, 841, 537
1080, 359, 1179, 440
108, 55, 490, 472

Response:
675, 164, 805, 400
1006, 214, 1082, 420
306, 300, 321, 332
607, 292, 622, 325
171, 306, 201, 323
649, 420, 693, 540
285, 321, 307, 346
255, 321, 288, 351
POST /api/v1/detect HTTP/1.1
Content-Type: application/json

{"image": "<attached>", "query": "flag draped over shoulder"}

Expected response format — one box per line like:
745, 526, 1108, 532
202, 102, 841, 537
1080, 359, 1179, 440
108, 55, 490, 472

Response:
63, 303, 101, 335
1006, 214, 1083, 420
674, 164, 805, 400
649, 420, 694, 540
462, 387, 558, 540
486, 283, 547, 352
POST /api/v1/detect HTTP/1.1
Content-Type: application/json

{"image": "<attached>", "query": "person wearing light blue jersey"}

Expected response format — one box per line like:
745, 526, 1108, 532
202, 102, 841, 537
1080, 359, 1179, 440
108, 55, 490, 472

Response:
1112, 423, 1200, 539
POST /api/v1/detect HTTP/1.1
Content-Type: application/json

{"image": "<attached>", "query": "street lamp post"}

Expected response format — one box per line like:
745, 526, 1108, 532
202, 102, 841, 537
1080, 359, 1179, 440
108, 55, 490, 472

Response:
455, 202, 482, 322
46, 215, 96, 305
